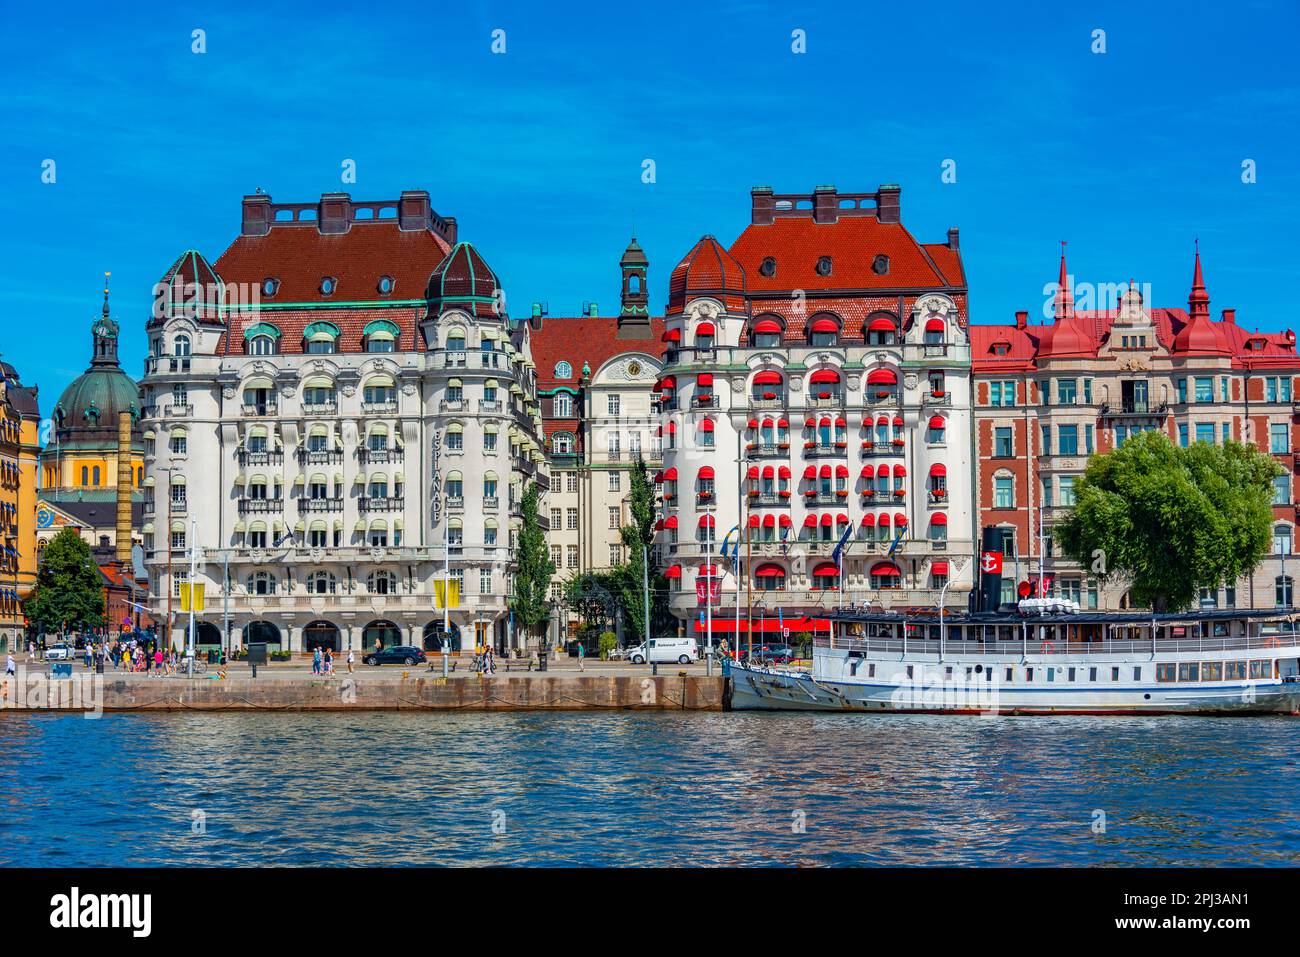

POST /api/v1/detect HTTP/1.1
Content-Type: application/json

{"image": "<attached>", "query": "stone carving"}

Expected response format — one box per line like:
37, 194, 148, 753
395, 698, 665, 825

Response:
904, 373, 919, 391
310, 547, 325, 564
340, 383, 357, 397
369, 546, 386, 563
604, 356, 658, 382
401, 382, 417, 396
789, 377, 802, 392
249, 548, 266, 564
222, 386, 237, 400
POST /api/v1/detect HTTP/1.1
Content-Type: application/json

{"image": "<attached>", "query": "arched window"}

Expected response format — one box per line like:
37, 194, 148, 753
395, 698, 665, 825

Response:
304, 321, 340, 355
446, 329, 467, 353
249, 335, 275, 355
363, 319, 400, 353
695, 322, 715, 349
927, 415, 946, 443
553, 432, 574, 454
808, 314, 840, 347
924, 318, 946, 346
870, 561, 902, 590
750, 317, 783, 348
174, 334, 192, 356
754, 563, 786, 591
80, 466, 88, 485
307, 571, 336, 594
302, 377, 336, 410
554, 361, 573, 379
246, 571, 277, 595
363, 376, 396, 407
367, 570, 398, 595
92, 466, 101, 486
866, 315, 898, 346
1275, 524, 1293, 555
810, 562, 840, 591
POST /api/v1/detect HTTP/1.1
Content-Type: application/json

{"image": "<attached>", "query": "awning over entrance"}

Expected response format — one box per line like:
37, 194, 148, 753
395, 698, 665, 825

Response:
691, 616, 830, 634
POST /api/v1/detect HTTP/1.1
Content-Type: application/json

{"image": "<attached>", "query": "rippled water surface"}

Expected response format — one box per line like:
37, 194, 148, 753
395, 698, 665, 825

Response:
1, 712, 1297, 866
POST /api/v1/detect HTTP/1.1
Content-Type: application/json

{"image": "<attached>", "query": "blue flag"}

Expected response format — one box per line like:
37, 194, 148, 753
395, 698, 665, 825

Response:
831, 520, 854, 565
887, 528, 904, 557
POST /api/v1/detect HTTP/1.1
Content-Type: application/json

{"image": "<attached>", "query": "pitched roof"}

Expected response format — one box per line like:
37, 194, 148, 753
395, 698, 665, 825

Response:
531, 315, 667, 393
668, 236, 747, 312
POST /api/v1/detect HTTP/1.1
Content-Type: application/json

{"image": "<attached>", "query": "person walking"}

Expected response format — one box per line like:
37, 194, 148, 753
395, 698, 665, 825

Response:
312, 646, 322, 676
577, 640, 585, 673
324, 647, 334, 676
5, 653, 14, 677
347, 649, 355, 674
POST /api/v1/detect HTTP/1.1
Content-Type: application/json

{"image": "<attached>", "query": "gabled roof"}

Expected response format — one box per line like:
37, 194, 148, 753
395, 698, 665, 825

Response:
531, 315, 667, 394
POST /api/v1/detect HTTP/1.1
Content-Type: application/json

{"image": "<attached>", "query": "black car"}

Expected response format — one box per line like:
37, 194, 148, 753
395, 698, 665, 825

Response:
363, 645, 427, 666
746, 643, 796, 663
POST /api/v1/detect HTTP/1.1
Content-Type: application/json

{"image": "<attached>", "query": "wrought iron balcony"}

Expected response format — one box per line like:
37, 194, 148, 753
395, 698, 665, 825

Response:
238, 498, 284, 514
359, 496, 404, 513
297, 498, 344, 512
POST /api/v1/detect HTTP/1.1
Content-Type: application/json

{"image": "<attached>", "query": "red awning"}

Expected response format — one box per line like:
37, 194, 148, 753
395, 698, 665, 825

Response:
860, 466, 872, 478
658, 375, 676, 391
819, 416, 831, 427
866, 368, 898, 385
835, 465, 849, 478
834, 416, 847, 427
698, 514, 715, 528
762, 417, 774, 428
663, 515, 678, 529
925, 318, 945, 333
870, 562, 902, 577
762, 514, 776, 527
861, 514, 876, 526
804, 515, 818, 528
810, 369, 841, 384
779, 514, 792, 527
696, 321, 716, 337
692, 616, 829, 635
761, 466, 775, 479
820, 514, 834, 526
747, 417, 759, 429
803, 466, 817, 479
928, 415, 946, 429
810, 317, 838, 333
893, 416, 904, 427
930, 463, 947, 477
748, 514, 760, 528
777, 466, 791, 479
894, 513, 908, 526
805, 416, 816, 427
931, 513, 948, 526
876, 415, 889, 427
753, 319, 782, 334
666, 422, 676, 434
753, 370, 782, 385
812, 562, 839, 576
747, 466, 759, 479
868, 318, 896, 332
663, 467, 678, 480
893, 464, 907, 477
876, 465, 890, 478
931, 561, 949, 575
837, 514, 850, 525
699, 465, 715, 479
755, 564, 785, 578
819, 465, 832, 478
664, 565, 682, 579
700, 419, 715, 432
663, 328, 681, 342
777, 418, 789, 428
697, 373, 714, 387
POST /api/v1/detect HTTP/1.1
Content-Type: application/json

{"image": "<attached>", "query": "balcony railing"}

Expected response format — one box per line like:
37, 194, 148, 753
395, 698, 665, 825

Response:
297, 498, 344, 512
241, 402, 278, 416
238, 450, 283, 466
805, 444, 848, 458
748, 396, 786, 410
482, 497, 499, 510
359, 496, 404, 513
302, 402, 338, 416
358, 447, 402, 464
746, 442, 791, 458
861, 441, 904, 456
479, 399, 503, 413
866, 391, 900, 406
298, 450, 343, 465
361, 401, 398, 415
238, 498, 284, 514
1098, 401, 1168, 418
921, 391, 953, 407
807, 394, 844, 409
691, 396, 721, 410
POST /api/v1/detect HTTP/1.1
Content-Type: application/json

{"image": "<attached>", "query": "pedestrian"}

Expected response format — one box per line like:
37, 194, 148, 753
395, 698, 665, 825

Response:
347, 649, 355, 674
324, 648, 334, 676
577, 641, 585, 672
5, 653, 14, 677
312, 647, 322, 676
154, 648, 163, 675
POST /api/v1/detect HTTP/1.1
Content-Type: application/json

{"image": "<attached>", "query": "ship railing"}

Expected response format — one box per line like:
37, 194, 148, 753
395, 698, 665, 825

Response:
817, 633, 1300, 656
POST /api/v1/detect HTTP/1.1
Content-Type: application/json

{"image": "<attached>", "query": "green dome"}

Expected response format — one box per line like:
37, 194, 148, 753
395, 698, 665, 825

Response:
51, 311, 143, 453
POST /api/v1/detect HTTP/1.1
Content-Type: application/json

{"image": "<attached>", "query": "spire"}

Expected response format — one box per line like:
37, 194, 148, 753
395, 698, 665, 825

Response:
102, 271, 111, 319
619, 234, 650, 325
1189, 239, 1210, 321
1053, 241, 1074, 321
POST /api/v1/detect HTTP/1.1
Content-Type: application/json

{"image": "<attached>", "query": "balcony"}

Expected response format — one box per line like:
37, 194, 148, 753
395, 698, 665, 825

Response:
482, 497, 499, 510
361, 401, 398, 415
164, 403, 193, 417
690, 396, 721, 410
298, 449, 343, 465
302, 402, 338, 416
805, 492, 849, 506
358, 447, 402, 464
440, 399, 465, 412
443, 351, 468, 369
861, 441, 904, 457
297, 498, 344, 513
921, 391, 953, 407
1098, 401, 1168, 418
751, 492, 792, 506
746, 442, 791, 459
928, 490, 949, 505
238, 498, 284, 514
446, 495, 465, 510
748, 396, 786, 411
805, 444, 848, 458
238, 450, 283, 466
169, 499, 188, 515
866, 391, 900, 406
479, 399, 503, 413
359, 496, 404, 513
241, 402, 278, 417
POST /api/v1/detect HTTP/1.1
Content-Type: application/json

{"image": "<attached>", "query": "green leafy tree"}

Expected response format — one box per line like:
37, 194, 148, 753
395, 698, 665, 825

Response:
617, 456, 668, 642
26, 528, 105, 635
1056, 430, 1279, 611
510, 482, 555, 642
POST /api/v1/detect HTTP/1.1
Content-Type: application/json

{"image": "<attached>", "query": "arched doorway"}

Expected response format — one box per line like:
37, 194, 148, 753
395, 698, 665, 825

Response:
303, 620, 341, 652
195, 622, 222, 650
243, 620, 281, 647
422, 620, 462, 653
362, 619, 402, 651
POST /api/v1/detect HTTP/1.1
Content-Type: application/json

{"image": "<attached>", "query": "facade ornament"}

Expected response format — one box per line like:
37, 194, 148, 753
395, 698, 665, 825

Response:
309, 547, 325, 564
789, 377, 802, 393
222, 386, 237, 400
369, 546, 386, 563
904, 373, 919, 391
249, 548, 266, 564
846, 375, 860, 392
401, 382, 417, 396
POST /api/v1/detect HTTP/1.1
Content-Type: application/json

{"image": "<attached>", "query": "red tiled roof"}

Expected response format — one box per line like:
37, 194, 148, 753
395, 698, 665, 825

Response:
216, 306, 424, 355
214, 219, 450, 306
729, 216, 963, 293
531, 315, 668, 393
746, 294, 970, 340
668, 236, 747, 312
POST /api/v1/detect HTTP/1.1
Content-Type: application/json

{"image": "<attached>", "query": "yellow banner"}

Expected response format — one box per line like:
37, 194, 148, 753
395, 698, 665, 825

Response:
433, 578, 460, 610
179, 583, 205, 613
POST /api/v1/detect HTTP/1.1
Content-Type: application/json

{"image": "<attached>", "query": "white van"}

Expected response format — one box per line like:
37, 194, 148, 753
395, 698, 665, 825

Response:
627, 637, 698, 665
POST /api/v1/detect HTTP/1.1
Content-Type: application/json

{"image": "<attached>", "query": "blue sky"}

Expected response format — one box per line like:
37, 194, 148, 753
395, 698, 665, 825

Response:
1, 0, 1297, 401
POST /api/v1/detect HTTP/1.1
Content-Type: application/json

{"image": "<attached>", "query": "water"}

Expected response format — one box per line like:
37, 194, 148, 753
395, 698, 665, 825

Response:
1, 711, 1297, 866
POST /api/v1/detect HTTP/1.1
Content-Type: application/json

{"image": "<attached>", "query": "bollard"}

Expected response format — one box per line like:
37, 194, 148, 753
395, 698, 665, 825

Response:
652, 661, 658, 676
251, 662, 258, 679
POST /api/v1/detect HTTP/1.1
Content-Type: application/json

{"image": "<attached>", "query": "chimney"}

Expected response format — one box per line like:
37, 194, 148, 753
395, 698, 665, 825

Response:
1015, 310, 1028, 330
947, 227, 960, 251
1221, 308, 1236, 325
751, 186, 775, 225
876, 184, 901, 224
441, 216, 458, 246
115, 411, 133, 565
318, 192, 351, 235
398, 190, 431, 231
813, 185, 838, 224
588, 302, 599, 318
241, 193, 272, 236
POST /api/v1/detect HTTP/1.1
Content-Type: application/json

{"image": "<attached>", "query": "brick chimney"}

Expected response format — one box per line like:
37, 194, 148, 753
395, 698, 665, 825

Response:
876, 184, 901, 224
751, 186, 775, 225
813, 185, 839, 224
241, 193, 272, 236
1221, 308, 1236, 325
947, 227, 960, 251
318, 192, 352, 235
398, 190, 431, 231
1015, 310, 1028, 330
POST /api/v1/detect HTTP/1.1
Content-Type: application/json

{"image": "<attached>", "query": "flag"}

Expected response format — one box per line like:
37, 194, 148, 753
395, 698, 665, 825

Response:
831, 520, 853, 566
887, 528, 904, 557
178, 583, 205, 613
434, 578, 460, 610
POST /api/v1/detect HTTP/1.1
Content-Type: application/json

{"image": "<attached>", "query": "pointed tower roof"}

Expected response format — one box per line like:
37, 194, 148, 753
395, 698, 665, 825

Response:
1039, 247, 1094, 359
1053, 242, 1074, 321
1188, 241, 1210, 321
620, 235, 648, 267
1173, 244, 1229, 355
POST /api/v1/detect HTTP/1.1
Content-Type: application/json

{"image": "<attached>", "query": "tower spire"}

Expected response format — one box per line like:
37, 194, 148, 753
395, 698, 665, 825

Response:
1053, 241, 1074, 321
102, 271, 111, 319
1188, 239, 1210, 321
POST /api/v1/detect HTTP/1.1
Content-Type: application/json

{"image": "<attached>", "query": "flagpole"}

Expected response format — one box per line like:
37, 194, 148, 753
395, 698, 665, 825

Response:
442, 492, 450, 678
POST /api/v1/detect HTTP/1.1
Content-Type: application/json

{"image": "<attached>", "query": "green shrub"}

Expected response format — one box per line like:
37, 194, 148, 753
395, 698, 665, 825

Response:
598, 631, 617, 660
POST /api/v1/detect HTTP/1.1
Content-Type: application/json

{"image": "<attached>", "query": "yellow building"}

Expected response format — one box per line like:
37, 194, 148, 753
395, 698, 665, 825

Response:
1, 361, 40, 651
37, 287, 145, 558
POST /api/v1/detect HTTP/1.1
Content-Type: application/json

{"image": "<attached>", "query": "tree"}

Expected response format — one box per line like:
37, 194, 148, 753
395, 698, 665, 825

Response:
1056, 430, 1279, 611
510, 482, 555, 643
617, 455, 668, 642
25, 528, 106, 635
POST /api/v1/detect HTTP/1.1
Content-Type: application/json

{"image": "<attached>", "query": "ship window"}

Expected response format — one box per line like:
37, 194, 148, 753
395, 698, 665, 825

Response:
1201, 662, 1222, 681
1089, 667, 1097, 682
1249, 659, 1270, 679
1025, 667, 1034, 682
1005, 667, 1013, 682
1133, 666, 1143, 681
1112, 667, 1121, 681
868, 663, 875, 678
1156, 663, 1176, 683
1067, 667, 1076, 681
1177, 662, 1199, 682
1046, 668, 1055, 682
1225, 661, 1247, 680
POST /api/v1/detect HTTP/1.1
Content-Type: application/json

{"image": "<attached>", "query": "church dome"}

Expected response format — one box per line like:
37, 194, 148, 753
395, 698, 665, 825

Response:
51, 296, 142, 453
426, 242, 503, 318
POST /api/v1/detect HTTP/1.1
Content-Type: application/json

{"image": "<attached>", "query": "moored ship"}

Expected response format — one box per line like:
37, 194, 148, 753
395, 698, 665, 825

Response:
727, 603, 1300, 715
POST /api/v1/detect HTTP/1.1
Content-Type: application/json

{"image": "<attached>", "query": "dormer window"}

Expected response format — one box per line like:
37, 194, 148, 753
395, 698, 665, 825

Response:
261, 278, 279, 297
872, 255, 890, 275
320, 277, 337, 296
815, 256, 833, 277
759, 257, 777, 277
377, 275, 394, 295
990, 340, 1010, 356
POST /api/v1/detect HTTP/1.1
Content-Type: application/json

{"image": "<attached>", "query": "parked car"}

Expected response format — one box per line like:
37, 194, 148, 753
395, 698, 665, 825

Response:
626, 637, 699, 665
745, 643, 796, 663
363, 645, 426, 666
44, 644, 74, 661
